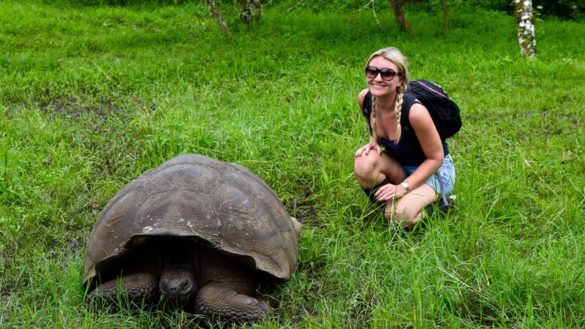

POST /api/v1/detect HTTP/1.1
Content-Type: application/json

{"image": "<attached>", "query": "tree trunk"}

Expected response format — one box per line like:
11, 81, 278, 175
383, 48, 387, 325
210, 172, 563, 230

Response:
388, 0, 448, 31
441, 0, 448, 31
515, 0, 536, 57
388, 0, 410, 31
205, 0, 231, 36
254, 0, 262, 21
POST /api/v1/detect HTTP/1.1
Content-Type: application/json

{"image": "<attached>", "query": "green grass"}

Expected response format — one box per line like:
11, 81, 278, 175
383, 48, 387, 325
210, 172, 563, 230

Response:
1, 1, 585, 328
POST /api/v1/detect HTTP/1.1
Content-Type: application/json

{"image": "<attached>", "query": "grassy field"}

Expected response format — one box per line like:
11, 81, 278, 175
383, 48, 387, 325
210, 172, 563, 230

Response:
1, 0, 585, 328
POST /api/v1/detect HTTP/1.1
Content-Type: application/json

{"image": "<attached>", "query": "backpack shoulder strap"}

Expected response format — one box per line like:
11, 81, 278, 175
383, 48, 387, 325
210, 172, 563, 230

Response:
400, 92, 417, 136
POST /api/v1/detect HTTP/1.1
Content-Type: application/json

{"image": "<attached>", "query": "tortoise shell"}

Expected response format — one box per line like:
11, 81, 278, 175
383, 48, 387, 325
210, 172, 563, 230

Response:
83, 154, 299, 285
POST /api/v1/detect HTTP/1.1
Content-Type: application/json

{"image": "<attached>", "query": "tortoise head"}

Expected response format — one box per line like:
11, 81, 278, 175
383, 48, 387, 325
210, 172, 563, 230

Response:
159, 267, 197, 302
156, 239, 200, 304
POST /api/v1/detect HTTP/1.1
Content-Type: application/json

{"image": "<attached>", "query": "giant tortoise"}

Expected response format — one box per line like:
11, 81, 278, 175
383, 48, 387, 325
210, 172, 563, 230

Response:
83, 154, 301, 320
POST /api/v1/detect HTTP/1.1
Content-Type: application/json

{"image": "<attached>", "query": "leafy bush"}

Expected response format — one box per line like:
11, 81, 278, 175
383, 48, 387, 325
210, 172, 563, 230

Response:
534, 0, 585, 20
461, 0, 584, 20
464, 0, 513, 12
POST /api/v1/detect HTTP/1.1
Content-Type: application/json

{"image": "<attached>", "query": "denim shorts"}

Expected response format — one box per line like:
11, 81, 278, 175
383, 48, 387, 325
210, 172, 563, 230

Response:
362, 155, 456, 204
403, 154, 455, 196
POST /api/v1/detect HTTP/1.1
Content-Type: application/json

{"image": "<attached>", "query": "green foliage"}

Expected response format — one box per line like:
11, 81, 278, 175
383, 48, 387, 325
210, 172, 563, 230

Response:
457, 0, 585, 20
29, 0, 189, 5
1, 1, 585, 328
464, 0, 512, 12
535, 0, 585, 20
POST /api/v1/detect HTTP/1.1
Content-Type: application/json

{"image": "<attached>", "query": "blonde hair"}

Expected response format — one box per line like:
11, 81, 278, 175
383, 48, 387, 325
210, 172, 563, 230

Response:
366, 47, 409, 144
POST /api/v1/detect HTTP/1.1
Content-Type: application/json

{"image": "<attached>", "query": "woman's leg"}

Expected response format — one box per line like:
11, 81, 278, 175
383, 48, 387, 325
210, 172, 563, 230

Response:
386, 155, 456, 227
384, 183, 437, 227
354, 151, 406, 189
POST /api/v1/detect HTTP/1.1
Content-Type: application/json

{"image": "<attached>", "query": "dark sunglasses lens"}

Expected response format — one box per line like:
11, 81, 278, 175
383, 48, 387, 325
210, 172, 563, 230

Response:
380, 68, 396, 79
365, 66, 379, 78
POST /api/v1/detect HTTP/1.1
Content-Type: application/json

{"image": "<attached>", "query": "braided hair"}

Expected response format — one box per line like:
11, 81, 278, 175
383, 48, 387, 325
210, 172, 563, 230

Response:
366, 47, 409, 144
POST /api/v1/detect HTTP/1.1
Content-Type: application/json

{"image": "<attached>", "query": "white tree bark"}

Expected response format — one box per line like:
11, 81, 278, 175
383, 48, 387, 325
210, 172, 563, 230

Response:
515, 0, 536, 57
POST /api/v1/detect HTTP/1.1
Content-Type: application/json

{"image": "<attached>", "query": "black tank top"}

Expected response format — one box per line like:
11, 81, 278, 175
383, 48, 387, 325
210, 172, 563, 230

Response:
362, 91, 449, 167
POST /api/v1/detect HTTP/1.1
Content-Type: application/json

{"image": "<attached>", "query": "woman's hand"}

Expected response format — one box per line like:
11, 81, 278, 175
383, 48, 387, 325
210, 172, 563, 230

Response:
354, 141, 382, 159
374, 183, 408, 202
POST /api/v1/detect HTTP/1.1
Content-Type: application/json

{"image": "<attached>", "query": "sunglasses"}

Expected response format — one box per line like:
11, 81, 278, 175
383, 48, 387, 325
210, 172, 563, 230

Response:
365, 66, 401, 81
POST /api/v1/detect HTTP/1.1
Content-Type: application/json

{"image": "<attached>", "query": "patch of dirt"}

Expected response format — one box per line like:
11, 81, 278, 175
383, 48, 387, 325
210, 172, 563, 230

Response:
41, 99, 123, 120
287, 196, 319, 226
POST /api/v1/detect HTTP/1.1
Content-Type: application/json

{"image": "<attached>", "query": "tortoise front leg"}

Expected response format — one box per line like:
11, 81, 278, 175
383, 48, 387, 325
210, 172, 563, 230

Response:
87, 273, 159, 306
195, 282, 272, 320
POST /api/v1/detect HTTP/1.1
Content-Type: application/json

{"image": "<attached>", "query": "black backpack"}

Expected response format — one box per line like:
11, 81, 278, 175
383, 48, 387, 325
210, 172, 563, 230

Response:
401, 80, 462, 140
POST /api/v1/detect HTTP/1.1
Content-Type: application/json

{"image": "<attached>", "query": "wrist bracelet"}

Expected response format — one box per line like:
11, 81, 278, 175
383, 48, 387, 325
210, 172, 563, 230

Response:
400, 182, 410, 192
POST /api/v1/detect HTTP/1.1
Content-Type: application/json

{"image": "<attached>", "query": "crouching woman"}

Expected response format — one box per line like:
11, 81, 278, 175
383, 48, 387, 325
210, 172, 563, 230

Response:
354, 47, 455, 228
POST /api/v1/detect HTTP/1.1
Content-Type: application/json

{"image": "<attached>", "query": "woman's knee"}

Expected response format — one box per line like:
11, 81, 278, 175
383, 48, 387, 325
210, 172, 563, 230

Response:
354, 154, 382, 184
